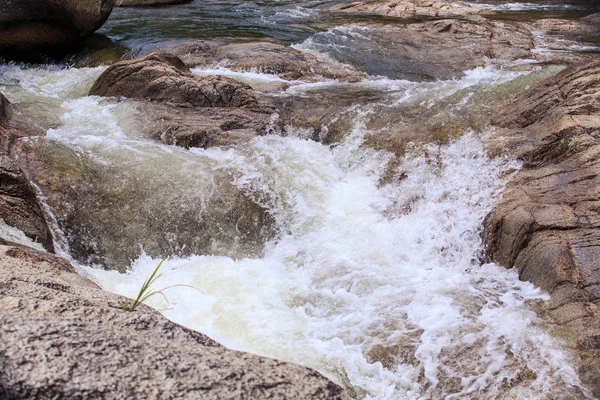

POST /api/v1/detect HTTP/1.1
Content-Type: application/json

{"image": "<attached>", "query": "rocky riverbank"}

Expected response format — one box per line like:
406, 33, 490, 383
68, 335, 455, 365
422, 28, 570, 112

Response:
0, 244, 348, 399
484, 58, 600, 396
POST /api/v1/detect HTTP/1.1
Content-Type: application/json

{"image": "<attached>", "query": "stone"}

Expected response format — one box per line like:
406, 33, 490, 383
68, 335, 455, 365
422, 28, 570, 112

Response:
531, 12, 600, 39
89, 52, 276, 150
90, 52, 262, 108
0, 93, 53, 251
0, 0, 115, 53
164, 40, 365, 83
0, 245, 349, 399
483, 58, 600, 397
13, 136, 275, 270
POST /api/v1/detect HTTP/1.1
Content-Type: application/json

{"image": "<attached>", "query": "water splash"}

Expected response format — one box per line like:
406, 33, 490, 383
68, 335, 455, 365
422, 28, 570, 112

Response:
87, 129, 591, 399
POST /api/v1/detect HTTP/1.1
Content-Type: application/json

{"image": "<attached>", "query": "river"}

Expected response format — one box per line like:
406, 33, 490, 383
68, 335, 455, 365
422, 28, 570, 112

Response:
2, 0, 600, 398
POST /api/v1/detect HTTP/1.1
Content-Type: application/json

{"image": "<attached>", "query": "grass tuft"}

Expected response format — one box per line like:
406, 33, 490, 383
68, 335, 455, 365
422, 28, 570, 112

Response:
121, 259, 195, 312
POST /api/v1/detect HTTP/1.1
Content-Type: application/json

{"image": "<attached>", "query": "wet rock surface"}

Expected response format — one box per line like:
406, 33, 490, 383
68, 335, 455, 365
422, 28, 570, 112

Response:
165, 40, 365, 83
357, 18, 533, 72
0, 245, 348, 399
0, 93, 53, 251
484, 58, 600, 396
0, 0, 115, 53
13, 136, 275, 271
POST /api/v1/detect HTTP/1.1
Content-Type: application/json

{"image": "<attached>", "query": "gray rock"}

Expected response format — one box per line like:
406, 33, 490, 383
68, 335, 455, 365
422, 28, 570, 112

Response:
0, 245, 349, 399
0, 0, 115, 52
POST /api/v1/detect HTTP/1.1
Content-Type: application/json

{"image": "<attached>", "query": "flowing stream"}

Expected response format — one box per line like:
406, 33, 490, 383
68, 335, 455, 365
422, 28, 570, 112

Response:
2, 0, 600, 398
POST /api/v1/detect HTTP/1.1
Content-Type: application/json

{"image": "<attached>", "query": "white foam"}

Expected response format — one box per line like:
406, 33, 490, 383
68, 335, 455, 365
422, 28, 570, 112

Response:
465, 2, 573, 11
0, 219, 46, 251
87, 129, 590, 399
0, 66, 106, 100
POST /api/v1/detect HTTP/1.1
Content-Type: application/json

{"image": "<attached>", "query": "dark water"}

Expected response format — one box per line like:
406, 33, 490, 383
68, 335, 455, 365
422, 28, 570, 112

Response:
98, 0, 336, 50
89, 0, 600, 62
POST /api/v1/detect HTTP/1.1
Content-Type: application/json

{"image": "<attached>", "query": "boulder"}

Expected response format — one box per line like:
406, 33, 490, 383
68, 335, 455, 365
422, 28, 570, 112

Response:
117, 0, 191, 6
483, 58, 600, 396
0, 93, 53, 251
531, 12, 600, 38
90, 52, 276, 149
165, 41, 365, 83
90, 52, 261, 108
0, 0, 115, 52
0, 245, 349, 399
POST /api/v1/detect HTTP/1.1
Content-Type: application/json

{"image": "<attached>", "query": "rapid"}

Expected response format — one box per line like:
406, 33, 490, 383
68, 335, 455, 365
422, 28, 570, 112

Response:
2, 0, 600, 398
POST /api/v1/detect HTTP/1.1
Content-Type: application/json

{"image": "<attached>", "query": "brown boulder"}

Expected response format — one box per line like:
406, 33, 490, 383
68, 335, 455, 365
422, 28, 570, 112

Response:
0, 245, 349, 399
0, 93, 53, 251
531, 12, 600, 38
484, 58, 600, 396
165, 40, 365, 83
90, 52, 261, 108
0, 0, 115, 52
90, 52, 276, 149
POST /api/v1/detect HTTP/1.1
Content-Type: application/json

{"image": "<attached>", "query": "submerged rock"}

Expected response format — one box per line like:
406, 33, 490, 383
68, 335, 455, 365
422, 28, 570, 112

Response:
342, 19, 533, 77
0, 0, 115, 54
484, 58, 600, 396
14, 136, 275, 270
165, 40, 365, 83
0, 93, 53, 251
90, 52, 275, 148
0, 245, 349, 399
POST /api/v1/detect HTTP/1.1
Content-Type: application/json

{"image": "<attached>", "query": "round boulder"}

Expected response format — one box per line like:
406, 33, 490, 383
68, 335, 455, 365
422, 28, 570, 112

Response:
0, 0, 115, 52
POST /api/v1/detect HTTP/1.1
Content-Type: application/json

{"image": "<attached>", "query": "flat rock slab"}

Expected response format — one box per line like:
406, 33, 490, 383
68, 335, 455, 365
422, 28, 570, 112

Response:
328, 0, 493, 19
164, 40, 366, 83
0, 245, 349, 399
484, 58, 600, 397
